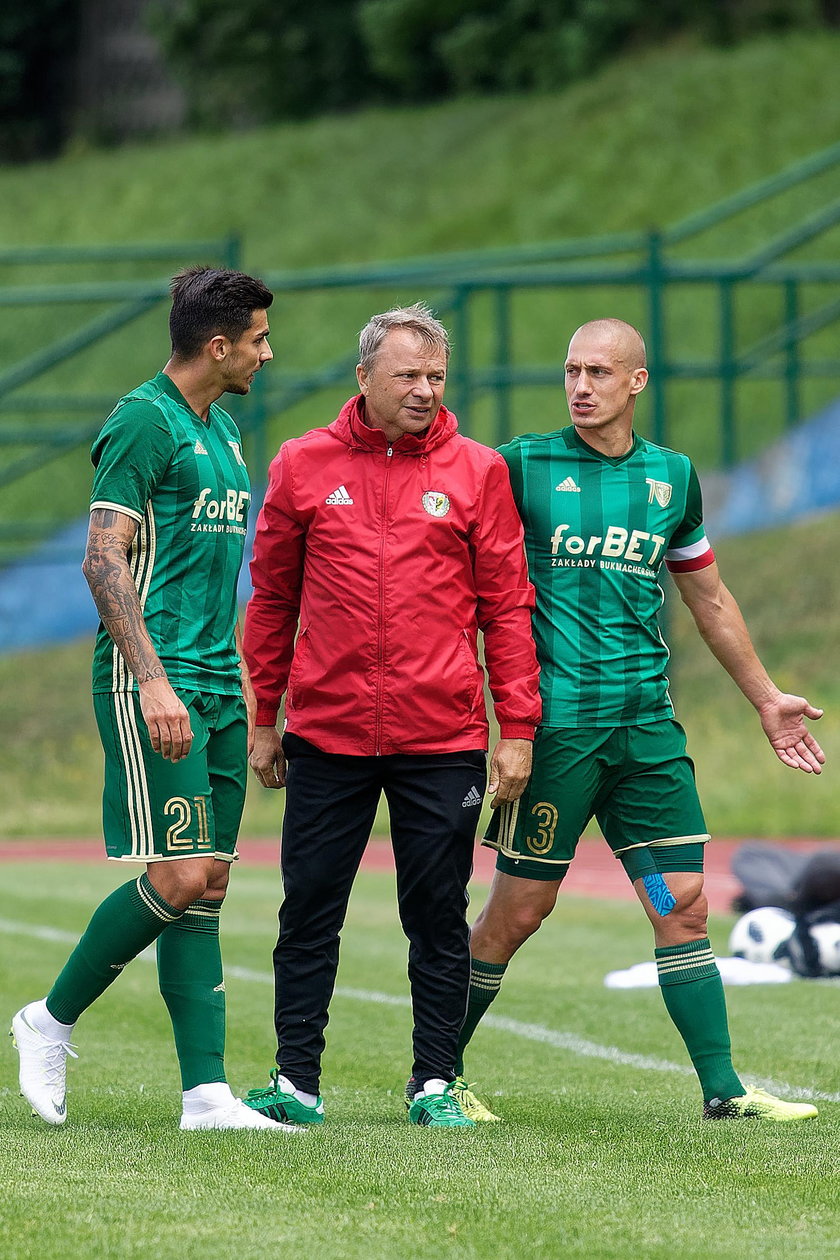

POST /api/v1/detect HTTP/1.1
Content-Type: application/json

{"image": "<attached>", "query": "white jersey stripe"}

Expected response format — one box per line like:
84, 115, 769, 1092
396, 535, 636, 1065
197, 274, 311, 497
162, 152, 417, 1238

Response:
114, 693, 146, 859
665, 534, 711, 562
124, 694, 154, 859
139, 503, 156, 614
90, 499, 144, 524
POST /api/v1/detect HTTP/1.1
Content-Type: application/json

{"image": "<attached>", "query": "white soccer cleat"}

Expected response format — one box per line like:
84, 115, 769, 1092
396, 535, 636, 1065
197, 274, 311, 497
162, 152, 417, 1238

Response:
179, 1098, 307, 1132
10, 1006, 78, 1125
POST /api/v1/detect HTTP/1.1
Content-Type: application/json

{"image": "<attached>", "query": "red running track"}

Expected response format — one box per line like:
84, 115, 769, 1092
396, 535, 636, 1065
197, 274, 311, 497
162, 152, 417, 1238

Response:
1, 836, 835, 913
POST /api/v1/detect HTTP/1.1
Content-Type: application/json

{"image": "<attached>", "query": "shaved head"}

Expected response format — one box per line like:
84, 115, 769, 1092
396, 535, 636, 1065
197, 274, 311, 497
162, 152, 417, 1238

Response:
564, 318, 649, 454
570, 319, 647, 371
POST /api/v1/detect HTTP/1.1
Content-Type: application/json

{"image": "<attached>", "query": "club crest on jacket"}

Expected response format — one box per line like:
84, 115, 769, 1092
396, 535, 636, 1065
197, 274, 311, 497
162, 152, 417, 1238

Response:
422, 491, 450, 517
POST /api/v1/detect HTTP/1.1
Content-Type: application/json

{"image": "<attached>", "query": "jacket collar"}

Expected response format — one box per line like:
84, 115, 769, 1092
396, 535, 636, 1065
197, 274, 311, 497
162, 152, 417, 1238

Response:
329, 394, 458, 455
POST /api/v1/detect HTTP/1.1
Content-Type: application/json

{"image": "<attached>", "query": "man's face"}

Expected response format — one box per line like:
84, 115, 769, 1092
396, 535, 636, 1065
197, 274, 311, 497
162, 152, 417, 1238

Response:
356, 329, 447, 442
221, 309, 273, 396
564, 329, 647, 433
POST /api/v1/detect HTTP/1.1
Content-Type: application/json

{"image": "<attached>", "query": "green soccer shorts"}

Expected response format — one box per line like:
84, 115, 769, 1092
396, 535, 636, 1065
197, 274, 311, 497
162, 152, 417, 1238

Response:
484, 719, 710, 883
93, 690, 247, 864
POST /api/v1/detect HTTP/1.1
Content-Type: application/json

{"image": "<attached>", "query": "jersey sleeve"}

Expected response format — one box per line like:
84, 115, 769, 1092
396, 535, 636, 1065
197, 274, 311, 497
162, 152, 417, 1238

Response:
90, 401, 175, 521
664, 461, 716, 573
496, 438, 524, 510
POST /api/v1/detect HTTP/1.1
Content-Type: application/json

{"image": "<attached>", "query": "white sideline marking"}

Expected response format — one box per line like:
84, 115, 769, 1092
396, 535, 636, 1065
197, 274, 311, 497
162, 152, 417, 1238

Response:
3, 917, 839, 1104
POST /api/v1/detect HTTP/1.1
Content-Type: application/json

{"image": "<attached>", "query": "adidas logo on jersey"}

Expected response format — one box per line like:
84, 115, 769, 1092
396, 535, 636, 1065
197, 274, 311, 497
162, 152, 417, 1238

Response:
555, 477, 581, 493
326, 485, 354, 505
461, 785, 483, 809
194, 440, 208, 455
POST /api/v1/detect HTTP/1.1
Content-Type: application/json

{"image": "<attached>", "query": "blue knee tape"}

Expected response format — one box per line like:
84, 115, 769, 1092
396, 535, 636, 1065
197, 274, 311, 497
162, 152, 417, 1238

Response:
642, 872, 676, 917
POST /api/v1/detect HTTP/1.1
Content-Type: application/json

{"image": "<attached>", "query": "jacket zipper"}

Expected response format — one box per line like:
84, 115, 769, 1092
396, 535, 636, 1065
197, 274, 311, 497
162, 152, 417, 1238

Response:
374, 445, 393, 755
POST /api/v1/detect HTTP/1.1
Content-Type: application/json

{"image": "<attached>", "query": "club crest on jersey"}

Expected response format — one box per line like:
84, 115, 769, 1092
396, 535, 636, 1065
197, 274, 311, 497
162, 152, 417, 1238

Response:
646, 478, 672, 507
422, 491, 450, 517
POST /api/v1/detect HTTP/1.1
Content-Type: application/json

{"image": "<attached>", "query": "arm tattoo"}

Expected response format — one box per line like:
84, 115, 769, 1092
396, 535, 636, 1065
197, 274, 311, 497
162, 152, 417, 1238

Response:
83, 515, 165, 683
92, 508, 121, 529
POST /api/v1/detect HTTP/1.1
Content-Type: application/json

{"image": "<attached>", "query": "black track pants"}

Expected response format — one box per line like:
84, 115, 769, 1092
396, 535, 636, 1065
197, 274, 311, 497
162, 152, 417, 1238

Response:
272, 733, 486, 1094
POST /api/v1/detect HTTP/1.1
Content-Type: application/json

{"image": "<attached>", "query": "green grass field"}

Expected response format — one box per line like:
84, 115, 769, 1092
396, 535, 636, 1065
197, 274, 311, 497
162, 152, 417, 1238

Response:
2, 859, 838, 1259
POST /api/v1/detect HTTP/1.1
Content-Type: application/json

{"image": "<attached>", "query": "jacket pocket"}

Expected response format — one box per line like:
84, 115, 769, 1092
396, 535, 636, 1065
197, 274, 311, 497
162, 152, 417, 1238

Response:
458, 628, 480, 710
286, 625, 310, 710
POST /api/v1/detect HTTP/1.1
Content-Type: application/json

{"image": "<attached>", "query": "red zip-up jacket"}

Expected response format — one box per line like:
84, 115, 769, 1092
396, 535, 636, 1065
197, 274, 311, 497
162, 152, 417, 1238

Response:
244, 396, 541, 755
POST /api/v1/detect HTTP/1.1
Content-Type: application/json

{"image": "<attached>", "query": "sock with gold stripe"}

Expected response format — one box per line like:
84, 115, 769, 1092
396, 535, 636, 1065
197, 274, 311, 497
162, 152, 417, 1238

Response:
46, 873, 183, 1025
454, 958, 508, 1077
656, 937, 744, 1103
157, 898, 226, 1089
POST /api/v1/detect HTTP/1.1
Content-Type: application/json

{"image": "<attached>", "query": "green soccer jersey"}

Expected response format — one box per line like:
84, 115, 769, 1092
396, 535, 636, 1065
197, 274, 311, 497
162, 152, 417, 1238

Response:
89, 371, 250, 695
499, 425, 713, 727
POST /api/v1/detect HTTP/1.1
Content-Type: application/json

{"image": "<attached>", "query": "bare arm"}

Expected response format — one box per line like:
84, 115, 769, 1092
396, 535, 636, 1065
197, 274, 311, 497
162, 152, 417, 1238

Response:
82, 508, 193, 762
235, 621, 257, 756
671, 561, 824, 773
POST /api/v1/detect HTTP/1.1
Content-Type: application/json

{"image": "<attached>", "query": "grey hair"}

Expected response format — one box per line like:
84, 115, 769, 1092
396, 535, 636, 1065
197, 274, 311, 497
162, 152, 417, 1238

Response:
358, 302, 451, 373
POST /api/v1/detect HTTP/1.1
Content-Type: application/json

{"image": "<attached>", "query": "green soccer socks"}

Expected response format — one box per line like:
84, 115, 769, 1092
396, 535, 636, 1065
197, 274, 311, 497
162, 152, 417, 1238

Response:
46, 874, 183, 1025
157, 898, 226, 1090
656, 938, 745, 1104
454, 958, 508, 1076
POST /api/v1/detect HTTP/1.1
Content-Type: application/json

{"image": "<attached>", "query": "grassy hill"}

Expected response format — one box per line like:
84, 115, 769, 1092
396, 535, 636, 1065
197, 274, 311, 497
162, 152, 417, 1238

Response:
2, 32, 840, 264
2, 29, 840, 538
1, 31, 839, 839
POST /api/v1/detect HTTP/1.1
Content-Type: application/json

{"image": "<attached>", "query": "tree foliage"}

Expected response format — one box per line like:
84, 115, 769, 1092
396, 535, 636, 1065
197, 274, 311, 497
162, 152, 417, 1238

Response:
150, 0, 380, 128
153, 0, 831, 128
0, 2, 80, 160
358, 0, 825, 96
3, 0, 836, 158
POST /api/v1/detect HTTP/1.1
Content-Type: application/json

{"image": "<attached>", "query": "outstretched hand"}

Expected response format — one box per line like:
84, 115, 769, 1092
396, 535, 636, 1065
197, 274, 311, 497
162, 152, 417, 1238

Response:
757, 693, 825, 773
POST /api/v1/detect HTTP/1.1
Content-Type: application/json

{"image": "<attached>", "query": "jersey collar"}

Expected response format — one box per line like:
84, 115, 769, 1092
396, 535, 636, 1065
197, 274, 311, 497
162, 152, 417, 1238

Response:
155, 370, 210, 425
566, 424, 639, 465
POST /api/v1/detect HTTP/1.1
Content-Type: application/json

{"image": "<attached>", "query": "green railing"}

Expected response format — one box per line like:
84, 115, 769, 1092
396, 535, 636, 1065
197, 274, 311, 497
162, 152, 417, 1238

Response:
0, 236, 240, 491
2, 143, 840, 565
245, 139, 840, 467
0, 237, 240, 562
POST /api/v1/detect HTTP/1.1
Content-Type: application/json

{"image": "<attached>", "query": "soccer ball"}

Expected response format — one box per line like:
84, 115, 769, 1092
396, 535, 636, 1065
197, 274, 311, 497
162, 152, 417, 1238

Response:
728, 907, 795, 964
809, 922, 840, 976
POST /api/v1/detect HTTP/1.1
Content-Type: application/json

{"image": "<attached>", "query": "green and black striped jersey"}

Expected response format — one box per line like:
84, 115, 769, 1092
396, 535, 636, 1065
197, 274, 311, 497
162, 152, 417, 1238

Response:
499, 425, 714, 728
89, 371, 250, 695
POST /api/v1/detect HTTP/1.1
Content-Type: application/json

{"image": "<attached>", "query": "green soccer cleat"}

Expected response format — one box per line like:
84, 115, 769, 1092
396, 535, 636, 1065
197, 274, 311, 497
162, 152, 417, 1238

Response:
450, 1077, 502, 1123
243, 1069, 325, 1125
703, 1086, 818, 1122
408, 1083, 475, 1127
